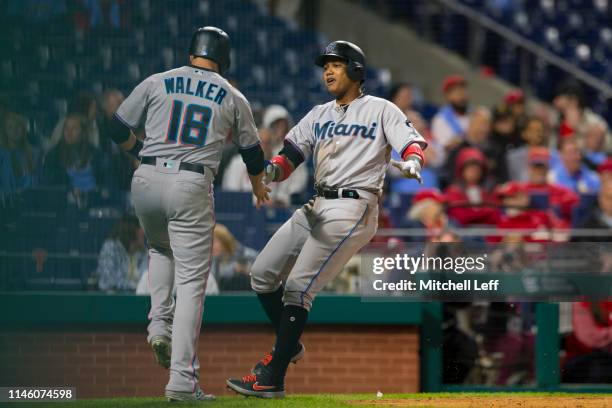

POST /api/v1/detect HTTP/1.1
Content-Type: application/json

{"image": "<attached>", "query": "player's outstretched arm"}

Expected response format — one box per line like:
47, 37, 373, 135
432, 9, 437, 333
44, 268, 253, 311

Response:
390, 143, 425, 184
249, 172, 272, 209
239, 143, 271, 209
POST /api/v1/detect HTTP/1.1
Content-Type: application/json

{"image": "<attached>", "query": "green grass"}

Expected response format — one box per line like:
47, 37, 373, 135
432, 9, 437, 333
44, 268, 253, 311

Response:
14, 392, 612, 408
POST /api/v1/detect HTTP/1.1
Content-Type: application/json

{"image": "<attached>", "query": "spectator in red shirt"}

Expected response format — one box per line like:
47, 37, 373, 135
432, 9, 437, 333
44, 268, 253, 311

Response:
524, 147, 579, 223
562, 302, 612, 383
444, 147, 500, 226
492, 181, 568, 243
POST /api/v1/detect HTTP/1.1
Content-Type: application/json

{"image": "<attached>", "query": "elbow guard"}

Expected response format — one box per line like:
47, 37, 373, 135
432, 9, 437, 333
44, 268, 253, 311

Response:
109, 113, 133, 145
401, 142, 425, 165
239, 143, 265, 176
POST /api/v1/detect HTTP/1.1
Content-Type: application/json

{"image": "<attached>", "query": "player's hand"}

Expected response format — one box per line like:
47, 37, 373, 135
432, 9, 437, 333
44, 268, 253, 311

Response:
303, 197, 316, 214
252, 180, 272, 209
390, 157, 423, 184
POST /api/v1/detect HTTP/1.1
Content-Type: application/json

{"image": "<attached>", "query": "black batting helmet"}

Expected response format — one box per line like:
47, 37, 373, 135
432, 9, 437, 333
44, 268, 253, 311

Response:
315, 41, 366, 82
189, 26, 231, 75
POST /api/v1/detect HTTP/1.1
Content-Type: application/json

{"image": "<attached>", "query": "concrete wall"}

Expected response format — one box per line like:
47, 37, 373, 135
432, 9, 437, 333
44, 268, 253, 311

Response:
317, 0, 511, 107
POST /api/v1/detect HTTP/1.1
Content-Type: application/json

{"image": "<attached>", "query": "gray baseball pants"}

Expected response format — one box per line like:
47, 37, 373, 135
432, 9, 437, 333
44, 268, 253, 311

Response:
131, 159, 214, 393
251, 191, 378, 310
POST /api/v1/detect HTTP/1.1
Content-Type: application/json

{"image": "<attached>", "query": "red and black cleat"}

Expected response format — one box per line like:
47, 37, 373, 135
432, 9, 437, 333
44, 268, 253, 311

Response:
226, 372, 285, 399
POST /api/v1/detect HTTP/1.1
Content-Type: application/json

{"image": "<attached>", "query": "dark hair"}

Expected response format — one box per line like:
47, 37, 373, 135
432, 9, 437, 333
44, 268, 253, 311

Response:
387, 82, 412, 102
554, 81, 586, 109
58, 113, 92, 169
110, 214, 142, 253
67, 91, 97, 117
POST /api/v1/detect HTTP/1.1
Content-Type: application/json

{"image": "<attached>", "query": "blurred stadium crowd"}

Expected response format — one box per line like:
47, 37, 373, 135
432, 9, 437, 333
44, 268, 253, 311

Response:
1, 0, 611, 386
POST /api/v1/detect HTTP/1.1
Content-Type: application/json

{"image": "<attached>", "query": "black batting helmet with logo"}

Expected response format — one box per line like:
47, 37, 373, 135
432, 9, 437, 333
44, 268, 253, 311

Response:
189, 26, 231, 75
314, 41, 366, 82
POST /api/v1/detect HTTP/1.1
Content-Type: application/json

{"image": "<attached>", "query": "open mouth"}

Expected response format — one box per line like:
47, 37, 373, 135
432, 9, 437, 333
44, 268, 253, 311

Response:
326, 77, 336, 86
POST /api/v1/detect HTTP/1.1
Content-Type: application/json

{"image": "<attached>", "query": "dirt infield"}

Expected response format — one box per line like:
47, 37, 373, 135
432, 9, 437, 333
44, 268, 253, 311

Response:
349, 396, 612, 407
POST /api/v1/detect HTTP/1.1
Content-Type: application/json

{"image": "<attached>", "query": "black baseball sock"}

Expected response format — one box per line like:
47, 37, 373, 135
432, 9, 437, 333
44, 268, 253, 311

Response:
257, 286, 284, 334
267, 305, 309, 384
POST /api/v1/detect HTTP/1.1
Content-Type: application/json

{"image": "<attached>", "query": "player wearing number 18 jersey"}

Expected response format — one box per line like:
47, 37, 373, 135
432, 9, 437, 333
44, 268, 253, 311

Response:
108, 27, 270, 402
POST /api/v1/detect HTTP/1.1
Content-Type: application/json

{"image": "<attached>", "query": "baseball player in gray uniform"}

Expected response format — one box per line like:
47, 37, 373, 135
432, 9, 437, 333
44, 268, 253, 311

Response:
107, 27, 270, 401
226, 41, 426, 398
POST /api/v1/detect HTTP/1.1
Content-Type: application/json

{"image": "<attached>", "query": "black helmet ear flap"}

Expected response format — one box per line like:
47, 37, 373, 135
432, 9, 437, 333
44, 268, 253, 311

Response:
347, 60, 364, 82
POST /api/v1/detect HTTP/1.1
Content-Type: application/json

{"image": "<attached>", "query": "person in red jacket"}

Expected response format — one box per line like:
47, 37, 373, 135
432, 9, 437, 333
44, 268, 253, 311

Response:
563, 301, 612, 383
524, 147, 579, 223
444, 147, 500, 226
491, 181, 569, 243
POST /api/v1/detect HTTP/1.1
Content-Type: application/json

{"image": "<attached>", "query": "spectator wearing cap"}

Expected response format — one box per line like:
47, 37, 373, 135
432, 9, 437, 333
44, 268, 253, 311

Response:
440, 107, 493, 188
431, 75, 470, 151
491, 181, 568, 243
598, 158, 612, 184
222, 104, 308, 207
504, 89, 527, 131
405, 189, 448, 240
444, 147, 500, 226
524, 147, 578, 223
553, 82, 611, 154
550, 138, 600, 194
506, 116, 549, 181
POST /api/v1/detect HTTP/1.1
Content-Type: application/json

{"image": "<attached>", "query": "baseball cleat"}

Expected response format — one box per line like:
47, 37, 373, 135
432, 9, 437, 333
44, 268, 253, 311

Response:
150, 335, 171, 369
251, 341, 305, 375
166, 388, 216, 402
226, 373, 285, 399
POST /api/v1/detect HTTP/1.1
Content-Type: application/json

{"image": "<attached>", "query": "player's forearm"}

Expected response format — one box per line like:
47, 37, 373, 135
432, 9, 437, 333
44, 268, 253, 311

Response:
248, 171, 266, 188
239, 143, 265, 176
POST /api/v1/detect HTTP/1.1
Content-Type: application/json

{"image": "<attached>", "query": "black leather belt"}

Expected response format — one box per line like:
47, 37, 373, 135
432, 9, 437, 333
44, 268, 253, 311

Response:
314, 185, 360, 199
140, 156, 206, 175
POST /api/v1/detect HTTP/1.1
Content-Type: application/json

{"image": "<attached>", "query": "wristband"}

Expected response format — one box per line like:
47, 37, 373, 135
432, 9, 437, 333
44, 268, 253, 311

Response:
401, 142, 425, 165
271, 155, 293, 182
